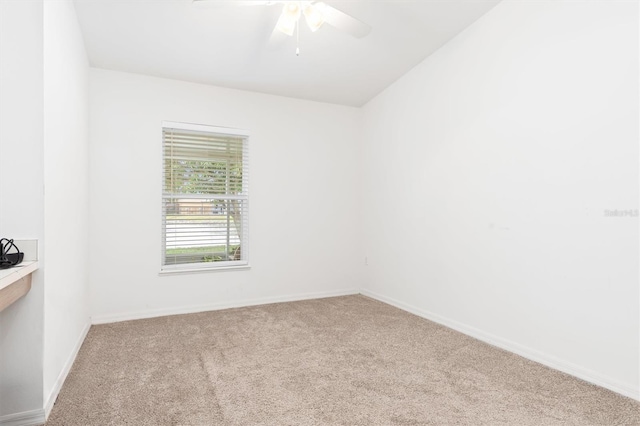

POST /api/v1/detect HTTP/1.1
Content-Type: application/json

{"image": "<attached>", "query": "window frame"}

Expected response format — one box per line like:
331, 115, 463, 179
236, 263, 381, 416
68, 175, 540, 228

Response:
160, 120, 250, 274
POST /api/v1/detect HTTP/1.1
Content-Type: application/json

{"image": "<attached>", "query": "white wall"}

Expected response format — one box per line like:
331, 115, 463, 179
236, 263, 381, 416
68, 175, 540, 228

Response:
43, 0, 91, 413
361, 0, 639, 399
0, 1, 91, 421
89, 69, 363, 321
0, 0, 45, 418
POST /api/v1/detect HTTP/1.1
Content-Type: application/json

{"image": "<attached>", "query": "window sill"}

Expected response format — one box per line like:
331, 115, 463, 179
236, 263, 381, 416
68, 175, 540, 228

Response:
159, 264, 251, 276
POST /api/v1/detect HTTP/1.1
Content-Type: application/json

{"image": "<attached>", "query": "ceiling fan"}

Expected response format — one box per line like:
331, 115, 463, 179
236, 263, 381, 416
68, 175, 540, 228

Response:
193, 1, 371, 55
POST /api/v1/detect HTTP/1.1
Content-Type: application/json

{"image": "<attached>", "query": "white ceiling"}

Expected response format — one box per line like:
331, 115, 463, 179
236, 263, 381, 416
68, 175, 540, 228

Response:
73, 0, 500, 107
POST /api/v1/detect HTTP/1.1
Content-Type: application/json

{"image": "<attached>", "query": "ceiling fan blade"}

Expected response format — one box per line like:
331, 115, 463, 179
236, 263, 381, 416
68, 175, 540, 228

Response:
314, 2, 371, 38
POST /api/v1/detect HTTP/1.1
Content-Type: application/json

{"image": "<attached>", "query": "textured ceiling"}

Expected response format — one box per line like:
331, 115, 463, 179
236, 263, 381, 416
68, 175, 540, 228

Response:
73, 0, 500, 106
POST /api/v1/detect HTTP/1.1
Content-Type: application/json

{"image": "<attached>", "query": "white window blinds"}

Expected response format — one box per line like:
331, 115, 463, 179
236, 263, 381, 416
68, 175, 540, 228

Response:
162, 121, 249, 271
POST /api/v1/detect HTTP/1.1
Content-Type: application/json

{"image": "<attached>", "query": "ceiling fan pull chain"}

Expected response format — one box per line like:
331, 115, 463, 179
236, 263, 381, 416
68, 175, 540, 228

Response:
296, 16, 300, 56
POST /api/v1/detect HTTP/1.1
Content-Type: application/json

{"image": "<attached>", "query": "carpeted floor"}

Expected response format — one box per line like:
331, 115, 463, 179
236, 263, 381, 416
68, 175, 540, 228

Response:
46, 295, 639, 425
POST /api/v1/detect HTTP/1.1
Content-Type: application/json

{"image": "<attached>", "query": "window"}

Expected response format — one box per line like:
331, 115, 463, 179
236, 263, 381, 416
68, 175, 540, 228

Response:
161, 121, 249, 272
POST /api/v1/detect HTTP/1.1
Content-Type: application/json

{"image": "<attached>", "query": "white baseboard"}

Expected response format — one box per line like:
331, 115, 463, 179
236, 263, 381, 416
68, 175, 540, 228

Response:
361, 289, 640, 401
91, 288, 359, 325
0, 410, 45, 426
43, 321, 91, 420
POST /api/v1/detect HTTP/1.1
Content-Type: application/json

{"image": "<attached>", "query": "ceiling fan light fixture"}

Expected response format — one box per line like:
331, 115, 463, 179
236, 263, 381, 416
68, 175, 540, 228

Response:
303, 4, 324, 32
276, 3, 300, 36
276, 3, 302, 36
276, 10, 297, 36
283, 2, 301, 20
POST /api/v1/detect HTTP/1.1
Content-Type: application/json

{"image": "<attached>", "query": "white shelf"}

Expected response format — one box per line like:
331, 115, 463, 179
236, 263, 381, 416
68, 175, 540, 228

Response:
0, 261, 39, 292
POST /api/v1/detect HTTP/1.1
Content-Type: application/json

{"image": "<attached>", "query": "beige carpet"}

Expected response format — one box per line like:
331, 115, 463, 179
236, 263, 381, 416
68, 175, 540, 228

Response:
47, 295, 639, 425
